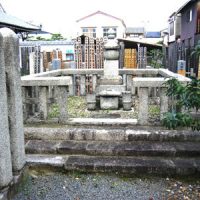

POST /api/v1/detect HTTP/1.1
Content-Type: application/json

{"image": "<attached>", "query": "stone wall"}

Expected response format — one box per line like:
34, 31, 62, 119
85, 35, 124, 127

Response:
0, 28, 25, 199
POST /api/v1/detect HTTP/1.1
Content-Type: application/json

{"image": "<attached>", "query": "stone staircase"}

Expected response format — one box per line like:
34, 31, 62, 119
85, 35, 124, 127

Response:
25, 122, 200, 177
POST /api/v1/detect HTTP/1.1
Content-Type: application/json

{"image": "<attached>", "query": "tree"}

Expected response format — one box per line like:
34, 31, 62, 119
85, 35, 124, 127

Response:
148, 49, 164, 68
50, 33, 64, 41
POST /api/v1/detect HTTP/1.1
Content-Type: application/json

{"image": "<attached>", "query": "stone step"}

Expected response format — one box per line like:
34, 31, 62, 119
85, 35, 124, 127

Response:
25, 140, 200, 157
67, 118, 138, 126
25, 126, 200, 142
26, 154, 200, 176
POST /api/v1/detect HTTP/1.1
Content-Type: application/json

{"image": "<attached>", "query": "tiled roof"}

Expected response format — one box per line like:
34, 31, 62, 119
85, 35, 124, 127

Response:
0, 4, 40, 32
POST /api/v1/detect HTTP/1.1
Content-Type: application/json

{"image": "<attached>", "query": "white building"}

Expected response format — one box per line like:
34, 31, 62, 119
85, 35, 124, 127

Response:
76, 10, 126, 38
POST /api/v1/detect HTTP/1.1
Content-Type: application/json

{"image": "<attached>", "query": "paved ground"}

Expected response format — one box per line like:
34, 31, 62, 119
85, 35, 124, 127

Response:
13, 170, 200, 200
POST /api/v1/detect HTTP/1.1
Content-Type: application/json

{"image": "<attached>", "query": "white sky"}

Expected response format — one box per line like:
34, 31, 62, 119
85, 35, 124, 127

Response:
1, 0, 188, 37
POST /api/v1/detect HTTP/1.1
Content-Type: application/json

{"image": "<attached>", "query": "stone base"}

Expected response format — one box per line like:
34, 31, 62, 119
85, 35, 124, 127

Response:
100, 96, 119, 110
87, 102, 96, 110
97, 85, 126, 95
100, 76, 122, 85
123, 102, 132, 111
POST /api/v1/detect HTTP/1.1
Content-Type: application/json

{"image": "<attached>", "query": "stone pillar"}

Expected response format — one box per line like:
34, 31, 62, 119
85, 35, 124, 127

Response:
1, 28, 25, 173
21, 86, 28, 121
0, 30, 13, 189
80, 75, 86, 96
123, 74, 126, 86
39, 86, 48, 120
160, 87, 168, 120
57, 86, 68, 124
127, 75, 133, 91
92, 74, 97, 92
138, 87, 149, 125
29, 52, 35, 75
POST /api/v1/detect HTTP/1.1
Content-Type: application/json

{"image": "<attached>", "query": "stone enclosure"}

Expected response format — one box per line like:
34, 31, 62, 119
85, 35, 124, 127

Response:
21, 68, 190, 125
0, 27, 193, 200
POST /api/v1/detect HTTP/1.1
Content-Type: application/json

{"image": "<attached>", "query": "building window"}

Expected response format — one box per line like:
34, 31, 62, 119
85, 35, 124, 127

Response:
169, 21, 174, 36
186, 9, 193, 22
103, 27, 117, 38
82, 27, 96, 38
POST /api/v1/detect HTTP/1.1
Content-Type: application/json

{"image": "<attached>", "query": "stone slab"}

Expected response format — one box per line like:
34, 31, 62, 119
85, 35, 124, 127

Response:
67, 118, 138, 126
24, 127, 200, 142
25, 140, 200, 158
96, 85, 126, 95
25, 154, 200, 176
21, 76, 72, 86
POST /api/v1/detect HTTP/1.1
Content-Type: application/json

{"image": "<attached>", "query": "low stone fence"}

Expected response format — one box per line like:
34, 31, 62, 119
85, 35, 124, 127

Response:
21, 75, 72, 123
132, 72, 190, 125
0, 28, 25, 199
21, 68, 190, 124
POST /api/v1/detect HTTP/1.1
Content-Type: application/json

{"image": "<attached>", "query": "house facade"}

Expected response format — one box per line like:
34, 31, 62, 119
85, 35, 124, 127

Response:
168, 0, 200, 77
76, 11, 126, 39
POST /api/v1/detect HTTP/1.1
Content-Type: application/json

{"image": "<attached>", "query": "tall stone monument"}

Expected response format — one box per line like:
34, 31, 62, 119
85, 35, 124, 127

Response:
98, 29, 125, 109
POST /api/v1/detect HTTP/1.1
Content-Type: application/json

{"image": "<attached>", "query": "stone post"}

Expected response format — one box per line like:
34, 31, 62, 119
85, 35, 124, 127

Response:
80, 75, 86, 96
160, 87, 168, 120
1, 28, 25, 173
92, 74, 97, 92
0, 30, 13, 189
21, 86, 28, 121
127, 75, 133, 91
57, 86, 68, 124
138, 87, 149, 125
39, 86, 48, 120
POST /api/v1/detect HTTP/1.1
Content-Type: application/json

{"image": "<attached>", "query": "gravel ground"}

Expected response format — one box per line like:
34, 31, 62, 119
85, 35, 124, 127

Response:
13, 171, 200, 200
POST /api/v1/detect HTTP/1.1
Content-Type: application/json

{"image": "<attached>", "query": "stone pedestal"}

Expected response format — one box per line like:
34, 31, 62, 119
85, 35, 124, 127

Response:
86, 94, 96, 110
99, 90, 121, 110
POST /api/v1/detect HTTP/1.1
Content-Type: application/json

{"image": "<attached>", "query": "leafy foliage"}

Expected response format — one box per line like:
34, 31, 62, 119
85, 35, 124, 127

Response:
148, 49, 164, 68
162, 78, 200, 130
162, 111, 192, 130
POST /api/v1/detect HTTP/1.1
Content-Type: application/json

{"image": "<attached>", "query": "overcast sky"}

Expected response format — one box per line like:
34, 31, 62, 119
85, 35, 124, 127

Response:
1, 0, 188, 37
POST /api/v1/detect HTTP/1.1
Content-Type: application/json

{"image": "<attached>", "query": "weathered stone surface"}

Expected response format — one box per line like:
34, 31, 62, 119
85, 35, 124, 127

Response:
21, 76, 72, 86
103, 60, 119, 78
56, 86, 68, 124
24, 127, 200, 142
100, 96, 119, 110
25, 140, 200, 158
58, 141, 87, 154
97, 85, 125, 95
0, 30, 12, 189
26, 154, 67, 168
25, 140, 59, 154
138, 87, 149, 125
86, 94, 96, 110
1, 28, 25, 173
38, 86, 48, 120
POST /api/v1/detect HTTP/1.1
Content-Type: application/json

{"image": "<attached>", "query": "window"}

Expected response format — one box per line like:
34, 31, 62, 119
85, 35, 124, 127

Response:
169, 21, 174, 36
186, 9, 193, 22
103, 27, 117, 38
82, 27, 96, 38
